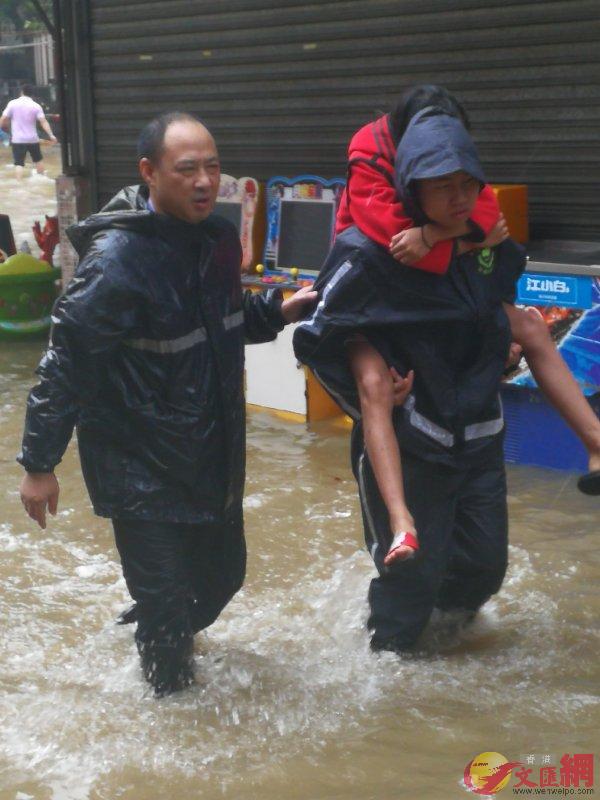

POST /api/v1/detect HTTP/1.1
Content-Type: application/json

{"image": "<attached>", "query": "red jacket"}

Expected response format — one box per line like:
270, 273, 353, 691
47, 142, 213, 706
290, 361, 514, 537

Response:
335, 114, 500, 274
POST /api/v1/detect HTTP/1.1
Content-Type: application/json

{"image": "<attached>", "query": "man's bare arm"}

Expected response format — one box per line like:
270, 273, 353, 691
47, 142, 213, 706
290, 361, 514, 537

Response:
39, 116, 57, 142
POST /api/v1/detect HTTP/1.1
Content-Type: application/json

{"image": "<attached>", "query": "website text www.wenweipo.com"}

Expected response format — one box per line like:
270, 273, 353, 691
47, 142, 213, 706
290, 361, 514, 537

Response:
512, 788, 595, 796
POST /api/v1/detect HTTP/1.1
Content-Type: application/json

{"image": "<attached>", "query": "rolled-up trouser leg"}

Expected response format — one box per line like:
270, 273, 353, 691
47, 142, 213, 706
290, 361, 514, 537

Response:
436, 441, 508, 613
352, 423, 462, 648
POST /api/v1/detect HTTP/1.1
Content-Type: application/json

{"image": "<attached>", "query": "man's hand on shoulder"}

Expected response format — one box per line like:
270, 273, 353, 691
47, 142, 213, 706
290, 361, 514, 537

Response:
20, 472, 60, 530
280, 284, 318, 323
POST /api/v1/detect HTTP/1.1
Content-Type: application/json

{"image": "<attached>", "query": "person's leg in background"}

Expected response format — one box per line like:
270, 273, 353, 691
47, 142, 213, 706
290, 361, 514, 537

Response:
11, 143, 26, 180
436, 440, 509, 615
29, 143, 46, 175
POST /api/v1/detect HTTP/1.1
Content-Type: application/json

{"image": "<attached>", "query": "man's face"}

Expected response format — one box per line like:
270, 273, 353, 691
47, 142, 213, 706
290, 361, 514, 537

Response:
416, 170, 480, 229
139, 120, 220, 224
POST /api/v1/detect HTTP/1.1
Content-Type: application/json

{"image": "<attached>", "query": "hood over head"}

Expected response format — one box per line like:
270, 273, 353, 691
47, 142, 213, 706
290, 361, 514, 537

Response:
66, 184, 226, 258
394, 107, 486, 224
66, 184, 155, 257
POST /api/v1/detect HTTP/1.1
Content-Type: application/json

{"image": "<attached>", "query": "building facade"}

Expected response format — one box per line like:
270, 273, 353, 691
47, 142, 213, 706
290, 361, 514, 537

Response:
56, 0, 600, 240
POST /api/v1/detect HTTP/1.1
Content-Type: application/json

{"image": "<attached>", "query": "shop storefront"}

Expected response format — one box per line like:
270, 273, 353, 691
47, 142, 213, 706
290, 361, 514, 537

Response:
53, 0, 600, 468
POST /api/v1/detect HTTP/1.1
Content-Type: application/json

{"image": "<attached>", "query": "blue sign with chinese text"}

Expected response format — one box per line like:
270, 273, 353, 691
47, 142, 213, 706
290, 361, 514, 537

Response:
510, 276, 600, 395
517, 272, 592, 309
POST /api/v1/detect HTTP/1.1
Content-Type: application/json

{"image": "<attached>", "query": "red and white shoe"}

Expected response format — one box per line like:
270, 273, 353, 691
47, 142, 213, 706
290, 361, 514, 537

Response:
384, 531, 419, 565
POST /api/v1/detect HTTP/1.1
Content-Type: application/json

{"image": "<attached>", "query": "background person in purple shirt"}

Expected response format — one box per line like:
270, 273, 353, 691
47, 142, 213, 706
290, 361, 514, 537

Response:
0, 84, 57, 179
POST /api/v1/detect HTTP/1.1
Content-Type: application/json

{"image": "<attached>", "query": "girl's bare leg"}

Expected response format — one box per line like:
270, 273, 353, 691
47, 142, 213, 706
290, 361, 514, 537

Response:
505, 304, 600, 473
348, 339, 416, 561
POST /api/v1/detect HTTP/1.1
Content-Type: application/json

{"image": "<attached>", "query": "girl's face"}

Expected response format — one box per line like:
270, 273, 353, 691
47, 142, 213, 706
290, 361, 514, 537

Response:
416, 170, 480, 229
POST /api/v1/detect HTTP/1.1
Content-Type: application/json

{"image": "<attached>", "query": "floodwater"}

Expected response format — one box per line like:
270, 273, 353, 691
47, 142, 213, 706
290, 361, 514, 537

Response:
1, 343, 598, 800
1, 146, 598, 800
0, 144, 61, 259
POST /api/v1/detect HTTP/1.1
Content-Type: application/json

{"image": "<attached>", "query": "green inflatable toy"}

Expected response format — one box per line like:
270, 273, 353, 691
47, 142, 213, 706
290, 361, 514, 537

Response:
0, 252, 61, 339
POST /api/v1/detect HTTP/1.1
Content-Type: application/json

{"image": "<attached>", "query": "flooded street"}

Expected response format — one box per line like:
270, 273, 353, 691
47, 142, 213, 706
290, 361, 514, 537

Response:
0, 147, 598, 800
0, 342, 598, 800
0, 144, 61, 259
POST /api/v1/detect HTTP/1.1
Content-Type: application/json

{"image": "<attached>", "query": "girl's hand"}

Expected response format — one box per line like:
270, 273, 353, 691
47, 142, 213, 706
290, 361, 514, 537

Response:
389, 227, 430, 265
479, 213, 509, 249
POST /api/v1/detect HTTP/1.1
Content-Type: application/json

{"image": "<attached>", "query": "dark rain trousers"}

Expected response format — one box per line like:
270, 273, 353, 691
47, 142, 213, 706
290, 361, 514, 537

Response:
113, 515, 246, 693
352, 423, 508, 649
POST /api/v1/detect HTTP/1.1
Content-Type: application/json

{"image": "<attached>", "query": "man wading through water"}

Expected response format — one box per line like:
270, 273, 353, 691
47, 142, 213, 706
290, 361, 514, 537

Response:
17, 112, 317, 696
294, 108, 526, 653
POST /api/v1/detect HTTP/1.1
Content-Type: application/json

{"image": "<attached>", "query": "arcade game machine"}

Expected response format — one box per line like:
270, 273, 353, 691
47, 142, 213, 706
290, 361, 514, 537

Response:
213, 174, 263, 272
243, 174, 346, 421
505, 246, 600, 471
490, 185, 600, 471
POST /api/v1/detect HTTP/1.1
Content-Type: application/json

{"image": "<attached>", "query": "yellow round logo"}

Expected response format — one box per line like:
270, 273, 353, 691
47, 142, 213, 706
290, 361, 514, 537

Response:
464, 752, 521, 795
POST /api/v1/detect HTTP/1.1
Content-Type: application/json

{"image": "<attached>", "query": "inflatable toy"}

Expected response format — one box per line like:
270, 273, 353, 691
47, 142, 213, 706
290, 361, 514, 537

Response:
0, 246, 60, 339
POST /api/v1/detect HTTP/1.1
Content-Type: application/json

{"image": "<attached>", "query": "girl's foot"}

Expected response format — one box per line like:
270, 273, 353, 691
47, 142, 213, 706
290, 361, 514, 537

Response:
588, 449, 600, 474
384, 531, 419, 565
578, 470, 600, 496
578, 449, 600, 495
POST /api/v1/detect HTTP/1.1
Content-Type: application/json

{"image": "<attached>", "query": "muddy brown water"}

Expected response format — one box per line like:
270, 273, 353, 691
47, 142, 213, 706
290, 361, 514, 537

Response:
1, 147, 598, 800
0, 144, 60, 258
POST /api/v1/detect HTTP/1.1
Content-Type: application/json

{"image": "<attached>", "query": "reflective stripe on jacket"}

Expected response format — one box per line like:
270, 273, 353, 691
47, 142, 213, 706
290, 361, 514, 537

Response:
19, 186, 285, 523
294, 225, 525, 467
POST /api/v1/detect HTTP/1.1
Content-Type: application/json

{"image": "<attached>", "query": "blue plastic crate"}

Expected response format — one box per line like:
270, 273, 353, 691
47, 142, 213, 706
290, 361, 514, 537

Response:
501, 385, 599, 472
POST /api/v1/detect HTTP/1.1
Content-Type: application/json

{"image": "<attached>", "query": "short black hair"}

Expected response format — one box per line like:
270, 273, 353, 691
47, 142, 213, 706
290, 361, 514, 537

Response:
389, 84, 470, 146
20, 84, 33, 97
137, 111, 202, 162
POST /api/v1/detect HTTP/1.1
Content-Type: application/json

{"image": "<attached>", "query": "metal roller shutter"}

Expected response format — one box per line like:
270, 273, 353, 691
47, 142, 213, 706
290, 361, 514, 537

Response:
81, 0, 599, 239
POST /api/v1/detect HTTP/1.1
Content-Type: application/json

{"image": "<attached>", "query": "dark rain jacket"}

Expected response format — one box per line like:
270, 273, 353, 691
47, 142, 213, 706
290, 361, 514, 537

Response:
18, 185, 286, 523
294, 109, 526, 467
